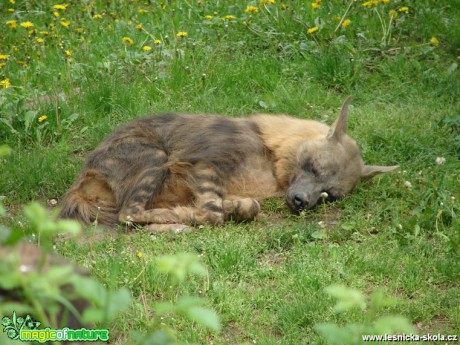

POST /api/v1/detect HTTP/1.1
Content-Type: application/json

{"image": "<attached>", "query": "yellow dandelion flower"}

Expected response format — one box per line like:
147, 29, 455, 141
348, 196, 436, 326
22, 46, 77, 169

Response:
60, 20, 71, 27
311, 3, 320, 9
6, 20, 17, 29
38, 115, 48, 123
363, 0, 378, 8
223, 15, 236, 21
142, 45, 152, 51
53, 11, 60, 17
135, 24, 143, 30
65, 50, 72, 56
137, 252, 143, 258
380, 0, 390, 3
40, 31, 49, 35
280, 4, 287, 10
430, 36, 440, 47
53, 4, 68, 10
154, 39, 162, 44
398, 6, 408, 12
389, 9, 397, 17
245, 6, 258, 14
122, 36, 133, 45
315, 0, 321, 3
0, 63, 6, 69
341, 19, 351, 28
307, 26, 319, 34
8, 8, 14, 13
10, 0, 16, 4
138, 9, 149, 14
20, 21, 34, 29
204, 15, 214, 20
176, 31, 188, 37
0, 78, 11, 89
92, 14, 102, 19
75, 28, 83, 33
36, 38, 44, 43
0, 55, 9, 60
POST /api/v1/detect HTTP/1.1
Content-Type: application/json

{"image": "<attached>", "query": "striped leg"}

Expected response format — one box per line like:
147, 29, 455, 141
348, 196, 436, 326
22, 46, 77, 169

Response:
185, 164, 226, 225
223, 198, 260, 222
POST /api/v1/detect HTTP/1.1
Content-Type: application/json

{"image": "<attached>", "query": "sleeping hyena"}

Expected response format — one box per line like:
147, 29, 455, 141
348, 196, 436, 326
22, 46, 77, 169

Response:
59, 97, 397, 231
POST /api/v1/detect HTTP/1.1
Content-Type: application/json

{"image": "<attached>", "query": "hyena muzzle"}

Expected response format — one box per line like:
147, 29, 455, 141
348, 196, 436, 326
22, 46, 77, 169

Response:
59, 97, 397, 231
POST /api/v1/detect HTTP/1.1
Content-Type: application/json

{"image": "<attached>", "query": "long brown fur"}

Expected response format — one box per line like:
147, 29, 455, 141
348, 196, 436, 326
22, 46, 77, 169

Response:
59, 97, 397, 229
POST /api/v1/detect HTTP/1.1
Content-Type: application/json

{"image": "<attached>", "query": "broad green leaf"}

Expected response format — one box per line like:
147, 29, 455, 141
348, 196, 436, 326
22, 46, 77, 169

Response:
106, 287, 132, 319
155, 253, 206, 281
131, 330, 177, 345
325, 285, 366, 312
176, 296, 206, 311
311, 230, 328, 239
43, 266, 74, 285
56, 219, 81, 235
23, 110, 38, 132
373, 315, 415, 334
154, 302, 175, 315
82, 307, 105, 324
72, 277, 106, 303
314, 323, 355, 345
185, 307, 221, 333
0, 144, 11, 158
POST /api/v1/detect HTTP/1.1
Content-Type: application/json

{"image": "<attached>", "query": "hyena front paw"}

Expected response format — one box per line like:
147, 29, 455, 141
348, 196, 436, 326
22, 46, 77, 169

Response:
223, 198, 260, 222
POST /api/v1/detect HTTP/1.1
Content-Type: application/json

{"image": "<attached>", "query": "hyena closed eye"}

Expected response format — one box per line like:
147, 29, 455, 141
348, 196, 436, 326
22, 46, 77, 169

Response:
59, 97, 397, 231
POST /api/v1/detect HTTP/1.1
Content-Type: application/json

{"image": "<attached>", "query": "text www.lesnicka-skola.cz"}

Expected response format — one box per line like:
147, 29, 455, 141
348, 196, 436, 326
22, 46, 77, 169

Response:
362, 333, 458, 342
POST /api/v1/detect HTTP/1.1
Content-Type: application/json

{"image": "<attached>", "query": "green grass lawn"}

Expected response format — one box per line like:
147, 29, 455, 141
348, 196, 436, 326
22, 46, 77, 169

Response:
1, 0, 459, 344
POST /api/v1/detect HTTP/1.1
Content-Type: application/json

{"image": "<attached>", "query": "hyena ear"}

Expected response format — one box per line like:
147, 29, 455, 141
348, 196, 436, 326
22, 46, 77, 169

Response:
361, 165, 399, 181
327, 96, 352, 141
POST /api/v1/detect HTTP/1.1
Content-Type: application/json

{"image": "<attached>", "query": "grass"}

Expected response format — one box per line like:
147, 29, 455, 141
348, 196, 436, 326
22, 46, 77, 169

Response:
1, 0, 459, 344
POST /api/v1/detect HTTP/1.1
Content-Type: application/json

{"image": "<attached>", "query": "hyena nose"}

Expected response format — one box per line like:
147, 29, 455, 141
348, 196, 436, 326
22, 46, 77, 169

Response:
293, 194, 308, 209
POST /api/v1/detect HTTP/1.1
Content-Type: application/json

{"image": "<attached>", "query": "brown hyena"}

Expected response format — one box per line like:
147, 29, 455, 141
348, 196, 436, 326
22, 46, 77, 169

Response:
59, 97, 397, 231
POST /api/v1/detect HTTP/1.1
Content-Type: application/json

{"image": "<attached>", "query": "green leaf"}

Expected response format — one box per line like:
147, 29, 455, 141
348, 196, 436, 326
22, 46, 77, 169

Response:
56, 219, 81, 235
0, 144, 12, 158
72, 277, 106, 304
131, 330, 177, 345
315, 323, 368, 345
43, 266, 74, 286
312, 230, 328, 239
176, 296, 206, 311
155, 253, 206, 281
106, 287, 132, 319
325, 285, 366, 312
23, 110, 38, 132
373, 315, 415, 334
185, 307, 221, 333
82, 307, 105, 324
314, 323, 354, 345
154, 301, 175, 315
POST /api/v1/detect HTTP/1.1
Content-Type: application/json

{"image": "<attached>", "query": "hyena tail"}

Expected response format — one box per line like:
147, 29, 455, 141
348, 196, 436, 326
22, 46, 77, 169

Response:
59, 171, 119, 226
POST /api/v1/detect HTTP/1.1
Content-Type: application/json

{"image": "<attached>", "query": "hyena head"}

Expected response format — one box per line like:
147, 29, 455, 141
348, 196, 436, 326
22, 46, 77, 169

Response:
286, 97, 398, 212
